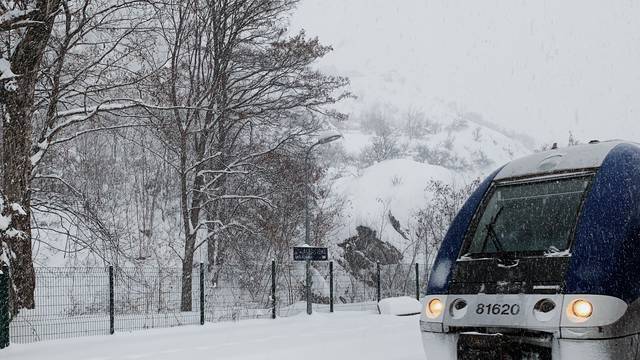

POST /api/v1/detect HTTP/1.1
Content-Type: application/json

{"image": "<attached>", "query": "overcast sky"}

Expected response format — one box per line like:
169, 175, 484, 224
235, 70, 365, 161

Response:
292, 0, 640, 145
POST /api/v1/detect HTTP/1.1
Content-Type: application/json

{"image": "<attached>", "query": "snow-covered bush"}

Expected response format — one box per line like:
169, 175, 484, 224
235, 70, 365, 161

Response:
359, 131, 405, 167
413, 145, 469, 171
471, 150, 493, 169
413, 179, 480, 266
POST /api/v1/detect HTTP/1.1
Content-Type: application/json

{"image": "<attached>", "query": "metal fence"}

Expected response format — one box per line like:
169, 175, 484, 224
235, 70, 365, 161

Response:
7, 262, 428, 344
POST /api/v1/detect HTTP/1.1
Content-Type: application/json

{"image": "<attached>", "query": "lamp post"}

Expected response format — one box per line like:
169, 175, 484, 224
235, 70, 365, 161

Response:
304, 130, 342, 315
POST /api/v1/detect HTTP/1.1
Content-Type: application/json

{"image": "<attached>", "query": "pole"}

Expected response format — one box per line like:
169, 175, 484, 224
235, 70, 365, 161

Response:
109, 265, 114, 335
304, 145, 316, 249
376, 262, 381, 303
304, 144, 316, 316
329, 261, 334, 313
271, 260, 276, 319
200, 262, 205, 325
306, 260, 312, 315
302, 136, 342, 315
415, 263, 420, 301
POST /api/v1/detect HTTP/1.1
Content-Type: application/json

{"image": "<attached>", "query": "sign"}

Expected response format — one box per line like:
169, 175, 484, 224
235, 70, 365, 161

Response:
293, 246, 328, 261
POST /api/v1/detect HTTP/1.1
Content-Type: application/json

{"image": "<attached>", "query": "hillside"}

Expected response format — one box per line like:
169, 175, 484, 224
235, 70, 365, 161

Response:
323, 100, 532, 265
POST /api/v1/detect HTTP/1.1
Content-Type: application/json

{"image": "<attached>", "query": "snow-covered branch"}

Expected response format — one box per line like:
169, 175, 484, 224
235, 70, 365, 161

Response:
0, 9, 37, 31
31, 99, 148, 169
0, 192, 26, 242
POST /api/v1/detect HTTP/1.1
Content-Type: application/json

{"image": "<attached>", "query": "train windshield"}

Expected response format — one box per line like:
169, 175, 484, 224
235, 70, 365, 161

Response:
463, 175, 593, 257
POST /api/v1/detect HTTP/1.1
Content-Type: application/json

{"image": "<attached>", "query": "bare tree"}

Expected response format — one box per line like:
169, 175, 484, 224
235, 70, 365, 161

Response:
144, 0, 348, 311
413, 179, 480, 273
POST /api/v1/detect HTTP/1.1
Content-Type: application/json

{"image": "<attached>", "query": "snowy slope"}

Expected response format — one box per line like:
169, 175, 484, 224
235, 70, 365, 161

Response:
332, 159, 456, 253
326, 102, 532, 257
339, 100, 531, 172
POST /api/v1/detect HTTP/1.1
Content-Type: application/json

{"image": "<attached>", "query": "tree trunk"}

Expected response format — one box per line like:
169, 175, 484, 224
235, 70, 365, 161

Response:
180, 248, 194, 312
179, 132, 194, 312
1, 109, 35, 310
0, 2, 61, 310
207, 80, 229, 270
179, 131, 206, 311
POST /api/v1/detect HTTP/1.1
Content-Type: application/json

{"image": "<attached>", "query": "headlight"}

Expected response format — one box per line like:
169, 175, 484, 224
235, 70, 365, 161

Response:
569, 299, 593, 320
426, 298, 443, 318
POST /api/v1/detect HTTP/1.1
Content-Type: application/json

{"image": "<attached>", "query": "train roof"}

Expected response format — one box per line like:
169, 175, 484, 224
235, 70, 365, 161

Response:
495, 140, 639, 180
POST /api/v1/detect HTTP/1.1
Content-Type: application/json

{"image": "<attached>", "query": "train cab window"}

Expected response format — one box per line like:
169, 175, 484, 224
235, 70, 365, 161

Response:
463, 175, 592, 257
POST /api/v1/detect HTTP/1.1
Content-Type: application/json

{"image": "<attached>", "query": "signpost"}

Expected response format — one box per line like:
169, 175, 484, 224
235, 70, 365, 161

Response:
293, 246, 328, 261
293, 246, 328, 315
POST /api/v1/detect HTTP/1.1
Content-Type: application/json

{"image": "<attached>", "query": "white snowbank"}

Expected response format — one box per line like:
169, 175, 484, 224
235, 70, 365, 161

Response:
378, 296, 421, 316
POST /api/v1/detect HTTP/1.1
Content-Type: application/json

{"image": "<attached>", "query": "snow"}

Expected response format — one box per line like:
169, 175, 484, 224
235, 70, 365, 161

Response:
310, 267, 330, 297
9, 203, 26, 216
320, 97, 531, 265
29, 150, 43, 167
544, 247, 571, 257
0, 58, 15, 80
0, 198, 12, 232
0, 242, 8, 268
378, 296, 421, 316
339, 129, 374, 155
495, 140, 632, 180
0, 9, 35, 25
333, 159, 456, 250
0, 215, 10, 232
2, 312, 424, 360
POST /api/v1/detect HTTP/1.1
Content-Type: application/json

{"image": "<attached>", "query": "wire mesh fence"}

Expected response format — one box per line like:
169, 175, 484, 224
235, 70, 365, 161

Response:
6, 262, 428, 345
9, 267, 111, 343
205, 262, 273, 322
380, 263, 426, 300
113, 267, 202, 332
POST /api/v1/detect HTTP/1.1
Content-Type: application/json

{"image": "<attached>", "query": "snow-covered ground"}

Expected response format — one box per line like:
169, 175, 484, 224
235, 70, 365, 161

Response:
3, 312, 425, 360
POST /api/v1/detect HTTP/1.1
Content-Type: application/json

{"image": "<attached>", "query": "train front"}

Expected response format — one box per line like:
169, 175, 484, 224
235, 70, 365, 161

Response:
420, 141, 640, 360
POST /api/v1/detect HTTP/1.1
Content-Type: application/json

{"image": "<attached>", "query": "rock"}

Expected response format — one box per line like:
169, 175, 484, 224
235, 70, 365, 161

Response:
337, 226, 403, 286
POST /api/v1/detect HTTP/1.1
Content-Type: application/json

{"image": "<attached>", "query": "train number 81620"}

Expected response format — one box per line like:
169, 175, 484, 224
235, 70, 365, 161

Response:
475, 303, 520, 316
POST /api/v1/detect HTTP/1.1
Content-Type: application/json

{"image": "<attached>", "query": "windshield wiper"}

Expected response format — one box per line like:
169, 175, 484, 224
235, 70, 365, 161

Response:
482, 206, 508, 256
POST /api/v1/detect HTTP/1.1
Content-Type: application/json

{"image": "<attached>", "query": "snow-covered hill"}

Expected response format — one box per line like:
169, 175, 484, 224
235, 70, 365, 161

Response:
323, 100, 532, 261
331, 159, 455, 256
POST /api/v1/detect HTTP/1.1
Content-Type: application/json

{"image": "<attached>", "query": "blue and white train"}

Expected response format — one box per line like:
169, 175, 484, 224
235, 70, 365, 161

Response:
421, 140, 640, 359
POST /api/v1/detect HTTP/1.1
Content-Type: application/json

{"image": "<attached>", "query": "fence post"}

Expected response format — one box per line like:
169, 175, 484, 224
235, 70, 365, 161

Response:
109, 265, 114, 335
415, 263, 420, 301
200, 262, 205, 325
271, 260, 276, 319
376, 262, 381, 303
329, 261, 334, 313
0, 266, 9, 349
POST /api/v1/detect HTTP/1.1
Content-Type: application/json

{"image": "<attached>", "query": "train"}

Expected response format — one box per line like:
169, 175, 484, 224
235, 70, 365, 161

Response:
421, 140, 640, 359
